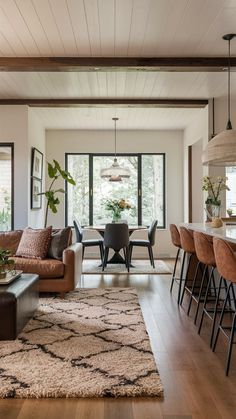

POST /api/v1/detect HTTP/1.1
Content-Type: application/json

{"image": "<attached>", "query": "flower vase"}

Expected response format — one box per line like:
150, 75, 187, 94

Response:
205, 204, 223, 228
112, 212, 122, 223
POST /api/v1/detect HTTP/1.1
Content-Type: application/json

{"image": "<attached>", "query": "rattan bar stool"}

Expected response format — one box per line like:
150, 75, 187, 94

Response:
169, 224, 183, 296
179, 227, 197, 306
212, 238, 236, 376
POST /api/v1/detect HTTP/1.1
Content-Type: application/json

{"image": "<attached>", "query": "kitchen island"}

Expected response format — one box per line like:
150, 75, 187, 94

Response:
182, 222, 236, 244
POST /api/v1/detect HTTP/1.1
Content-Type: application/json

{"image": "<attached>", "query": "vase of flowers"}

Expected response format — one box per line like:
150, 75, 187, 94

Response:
105, 198, 132, 222
202, 176, 230, 227
0, 248, 14, 279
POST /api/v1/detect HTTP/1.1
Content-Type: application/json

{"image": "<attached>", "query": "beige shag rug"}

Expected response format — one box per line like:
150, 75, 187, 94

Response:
0, 288, 163, 398
83, 259, 171, 274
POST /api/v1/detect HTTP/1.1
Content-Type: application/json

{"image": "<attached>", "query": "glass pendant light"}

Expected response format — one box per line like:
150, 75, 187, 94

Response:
100, 117, 131, 181
202, 34, 236, 166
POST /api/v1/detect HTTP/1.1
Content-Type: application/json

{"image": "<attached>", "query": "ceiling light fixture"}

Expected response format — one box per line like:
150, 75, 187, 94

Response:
100, 117, 131, 182
202, 33, 236, 166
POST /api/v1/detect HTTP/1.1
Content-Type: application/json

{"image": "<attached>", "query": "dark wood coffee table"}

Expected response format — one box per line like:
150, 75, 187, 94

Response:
0, 273, 39, 340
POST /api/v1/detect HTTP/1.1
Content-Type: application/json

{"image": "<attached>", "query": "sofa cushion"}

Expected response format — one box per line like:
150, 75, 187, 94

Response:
48, 227, 71, 260
16, 227, 52, 259
0, 230, 23, 255
13, 257, 64, 279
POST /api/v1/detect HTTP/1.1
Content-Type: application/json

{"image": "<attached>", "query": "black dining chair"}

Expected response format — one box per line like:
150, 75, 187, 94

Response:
102, 223, 130, 272
73, 218, 104, 262
129, 219, 158, 268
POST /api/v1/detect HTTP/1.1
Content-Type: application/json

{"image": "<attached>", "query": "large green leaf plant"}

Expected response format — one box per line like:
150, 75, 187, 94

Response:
40, 160, 76, 228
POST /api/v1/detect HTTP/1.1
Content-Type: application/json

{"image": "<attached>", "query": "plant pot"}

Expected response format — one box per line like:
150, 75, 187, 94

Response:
0, 271, 6, 279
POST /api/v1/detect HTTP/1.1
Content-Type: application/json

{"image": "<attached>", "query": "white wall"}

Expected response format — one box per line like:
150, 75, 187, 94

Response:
0, 105, 28, 229
46, 129, 184, 258
183, 107, 209, 222
28, 109, 46, 228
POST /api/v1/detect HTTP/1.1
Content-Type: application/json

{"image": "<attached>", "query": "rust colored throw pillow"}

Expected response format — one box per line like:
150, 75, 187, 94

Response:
0, 230, 23, 255
16, 226, 52, 259
47, 227, 71, 260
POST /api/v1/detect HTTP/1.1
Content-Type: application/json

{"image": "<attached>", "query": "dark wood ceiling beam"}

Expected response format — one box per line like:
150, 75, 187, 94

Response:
0, 57, 234, 72
0, 98, 208, 108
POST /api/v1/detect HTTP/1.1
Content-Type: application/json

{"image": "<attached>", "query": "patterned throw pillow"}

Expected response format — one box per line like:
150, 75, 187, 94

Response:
47, 227, 71, 260
16, 226, 52, 259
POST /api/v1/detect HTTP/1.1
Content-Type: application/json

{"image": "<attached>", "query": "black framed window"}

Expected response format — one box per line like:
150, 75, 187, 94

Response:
66, 153, 166, 228
0, 143, 14, 230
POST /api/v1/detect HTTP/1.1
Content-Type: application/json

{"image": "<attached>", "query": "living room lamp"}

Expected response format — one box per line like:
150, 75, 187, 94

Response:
202, 34, 236, 166
100, 117, 131, 182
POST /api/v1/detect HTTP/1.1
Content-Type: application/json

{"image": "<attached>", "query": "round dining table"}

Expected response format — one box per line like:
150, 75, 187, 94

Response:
84, 224, 147, 264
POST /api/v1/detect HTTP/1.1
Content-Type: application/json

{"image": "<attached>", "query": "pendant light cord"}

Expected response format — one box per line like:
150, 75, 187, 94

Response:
114, 118, 117, 157
227, 38, 232, 130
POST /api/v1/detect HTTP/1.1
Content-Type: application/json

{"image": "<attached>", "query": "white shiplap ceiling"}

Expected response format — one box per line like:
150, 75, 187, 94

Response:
0, 0, 236, 130
0, 0, 235, 57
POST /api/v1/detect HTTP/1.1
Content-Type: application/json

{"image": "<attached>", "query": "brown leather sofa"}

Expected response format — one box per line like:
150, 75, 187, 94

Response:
0, 230, 83, 298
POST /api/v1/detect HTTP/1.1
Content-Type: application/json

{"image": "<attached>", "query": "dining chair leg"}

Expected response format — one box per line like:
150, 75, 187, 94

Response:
99, 243, 104, 262
129, 244, 133, 264
102, 247, 109, 271
150, 246, 155, 268
148, 246, 152, 267
125, 246, 130, 272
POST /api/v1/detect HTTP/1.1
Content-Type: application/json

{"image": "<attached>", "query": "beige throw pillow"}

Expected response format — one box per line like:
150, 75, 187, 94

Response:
16, 226, 52, 259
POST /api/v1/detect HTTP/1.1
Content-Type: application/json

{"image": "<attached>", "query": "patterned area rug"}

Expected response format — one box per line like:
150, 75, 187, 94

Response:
0, 288, 163, 398
83, 259, 171, 274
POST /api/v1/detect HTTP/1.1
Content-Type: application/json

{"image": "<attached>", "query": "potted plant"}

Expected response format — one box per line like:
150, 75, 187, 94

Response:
202, 176, 230, 226
39, 160, 76, 228
0, 248, 14, 279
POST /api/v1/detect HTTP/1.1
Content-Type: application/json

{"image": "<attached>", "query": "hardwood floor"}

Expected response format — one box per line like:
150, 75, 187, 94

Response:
1, 263, 236, 419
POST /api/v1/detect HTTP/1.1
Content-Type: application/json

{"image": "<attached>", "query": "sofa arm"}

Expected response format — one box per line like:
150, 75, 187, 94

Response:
62, 243, 83, 290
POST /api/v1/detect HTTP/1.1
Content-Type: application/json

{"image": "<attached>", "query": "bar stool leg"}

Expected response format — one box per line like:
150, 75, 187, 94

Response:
225, 310, 236, 376
177, 251, 186, 305
180, 253, 192, 306
186, 261, 201, 315
209, 275, 223, 349
198, 268, 215, 336
212, 282, 231, 353
170, 248, 180, 292
194, 265, 208, 325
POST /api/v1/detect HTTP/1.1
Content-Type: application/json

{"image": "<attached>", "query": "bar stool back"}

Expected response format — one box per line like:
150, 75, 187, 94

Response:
169, 224, 182, 293
178, 227, 196, 305
212, 238, 236, 376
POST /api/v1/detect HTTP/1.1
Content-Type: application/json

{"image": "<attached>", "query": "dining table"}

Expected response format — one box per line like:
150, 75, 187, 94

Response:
84, 224, 147, 264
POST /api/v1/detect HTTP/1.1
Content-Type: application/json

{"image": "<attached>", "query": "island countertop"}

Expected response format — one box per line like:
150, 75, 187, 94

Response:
182, 223, 236, 244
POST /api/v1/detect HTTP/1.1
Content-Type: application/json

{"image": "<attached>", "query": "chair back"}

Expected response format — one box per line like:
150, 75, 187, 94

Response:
104, 223, 129, 251
148, 220, 158, 245
179, 227, 195, 254
213, 237, 236, 283
170, 224, 181, 248
73, 218, 83, 243
193, 231, 215, 267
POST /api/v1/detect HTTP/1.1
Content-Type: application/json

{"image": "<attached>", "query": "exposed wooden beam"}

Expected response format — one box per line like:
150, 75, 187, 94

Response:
0, 57, 234, 72
0, 98, 208, 108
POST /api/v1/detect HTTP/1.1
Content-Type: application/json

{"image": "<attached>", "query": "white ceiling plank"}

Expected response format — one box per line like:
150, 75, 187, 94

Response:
127, 0, 152, 56
115, 0, 133, 56
83, 0, 101, 56
32, 0, 66, 55
0, 0, 40, 56
48, 0, 78, 56
66, 0, 91, 56
98, 0, 115, 56
15, 0, 53, 55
